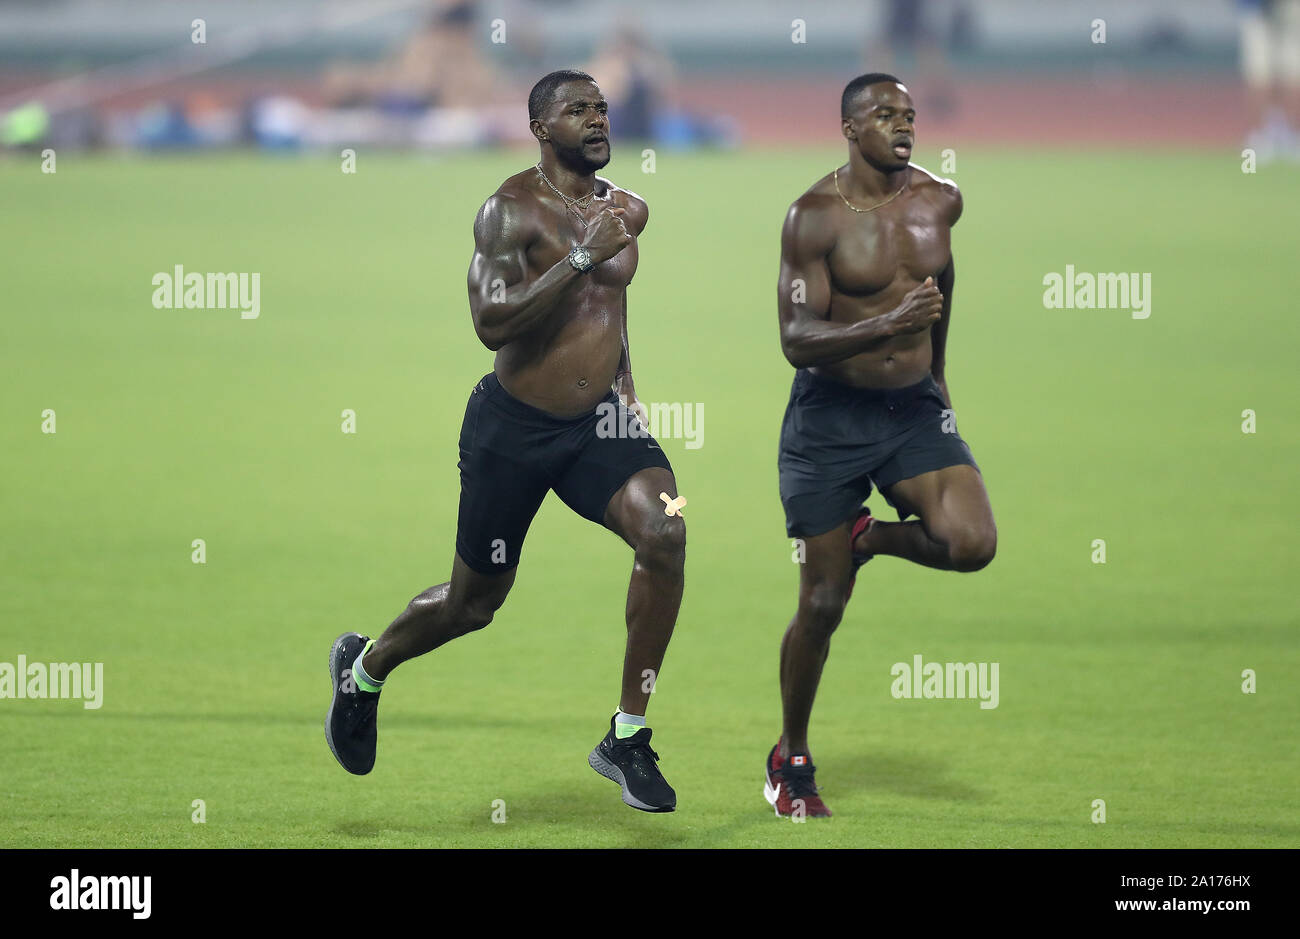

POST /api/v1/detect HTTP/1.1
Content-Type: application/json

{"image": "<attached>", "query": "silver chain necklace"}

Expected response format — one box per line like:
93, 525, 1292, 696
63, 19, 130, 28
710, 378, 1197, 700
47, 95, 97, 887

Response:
536, 163, 597, 227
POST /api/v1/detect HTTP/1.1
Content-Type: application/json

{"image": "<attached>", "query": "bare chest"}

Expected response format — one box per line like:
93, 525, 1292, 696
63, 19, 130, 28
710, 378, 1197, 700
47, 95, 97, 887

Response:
528, 210, 639, 290
827, 208, 951, 296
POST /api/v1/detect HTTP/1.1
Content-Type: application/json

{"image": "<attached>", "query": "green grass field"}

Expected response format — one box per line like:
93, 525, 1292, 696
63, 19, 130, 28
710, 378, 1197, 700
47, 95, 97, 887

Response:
1, 147, 1297, 848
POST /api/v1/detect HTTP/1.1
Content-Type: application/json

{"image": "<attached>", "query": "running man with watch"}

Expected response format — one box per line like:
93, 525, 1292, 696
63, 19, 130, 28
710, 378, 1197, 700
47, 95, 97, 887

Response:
324, 70, 684, 813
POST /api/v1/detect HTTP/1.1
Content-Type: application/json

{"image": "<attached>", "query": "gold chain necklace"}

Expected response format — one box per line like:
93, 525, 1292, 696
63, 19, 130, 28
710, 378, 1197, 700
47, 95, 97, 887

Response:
536, 163, 597, 227
834, 166, 908, 213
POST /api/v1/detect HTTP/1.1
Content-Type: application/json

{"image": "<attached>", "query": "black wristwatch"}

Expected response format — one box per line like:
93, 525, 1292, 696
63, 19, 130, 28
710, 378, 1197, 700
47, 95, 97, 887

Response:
568, 245, 594, 273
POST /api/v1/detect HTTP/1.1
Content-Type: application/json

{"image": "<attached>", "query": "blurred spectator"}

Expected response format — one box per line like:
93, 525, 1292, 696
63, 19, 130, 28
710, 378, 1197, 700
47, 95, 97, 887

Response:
584, 16, 735, 148
1239, 0, 1300, 161
584, 20, 676, 140
866, 0, 974, 120
322, 0, 500, 113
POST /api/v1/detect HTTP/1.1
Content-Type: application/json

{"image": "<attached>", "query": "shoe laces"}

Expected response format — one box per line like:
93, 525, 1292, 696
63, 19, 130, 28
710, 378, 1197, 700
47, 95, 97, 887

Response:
613, 732, 660, 764
782, 760, 820, 800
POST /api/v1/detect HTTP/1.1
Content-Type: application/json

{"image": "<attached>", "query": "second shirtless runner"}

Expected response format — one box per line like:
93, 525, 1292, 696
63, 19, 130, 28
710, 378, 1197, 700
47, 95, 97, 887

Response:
765, 74, 997, 818
324, 70, 684, 813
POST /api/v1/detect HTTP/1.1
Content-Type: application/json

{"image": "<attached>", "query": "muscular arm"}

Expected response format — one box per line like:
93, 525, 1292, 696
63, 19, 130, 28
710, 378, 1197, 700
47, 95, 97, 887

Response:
613, 292, 646, 420
930, 184, 962, 408
467, 192, 584, 351
613, 195, 648, 410
931, 257, 953, 408
615, 292, 632, 382
777, 201, 900, 369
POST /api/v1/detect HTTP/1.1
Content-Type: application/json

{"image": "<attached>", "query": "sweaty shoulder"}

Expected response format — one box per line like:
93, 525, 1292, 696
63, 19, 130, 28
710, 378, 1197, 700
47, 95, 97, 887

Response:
600, 178, 649, 235
474, 174, 541, 245
908, 164, 962, 226
782, 175, 840, 257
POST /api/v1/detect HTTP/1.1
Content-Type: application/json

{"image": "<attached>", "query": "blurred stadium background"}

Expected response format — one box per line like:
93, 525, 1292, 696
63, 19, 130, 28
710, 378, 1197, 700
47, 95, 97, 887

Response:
2, 1, 1297, 849
1, 0, 1295, 154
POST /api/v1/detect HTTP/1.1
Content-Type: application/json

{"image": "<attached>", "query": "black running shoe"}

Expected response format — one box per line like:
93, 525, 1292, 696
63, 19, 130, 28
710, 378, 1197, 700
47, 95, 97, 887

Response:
588, 715, 676, 812
325, 632, 380, 775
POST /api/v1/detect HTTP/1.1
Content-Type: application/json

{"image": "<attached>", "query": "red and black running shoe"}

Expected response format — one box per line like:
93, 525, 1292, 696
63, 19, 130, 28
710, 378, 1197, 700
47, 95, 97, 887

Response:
846, 506, 875, 600
764, 741, 832, 818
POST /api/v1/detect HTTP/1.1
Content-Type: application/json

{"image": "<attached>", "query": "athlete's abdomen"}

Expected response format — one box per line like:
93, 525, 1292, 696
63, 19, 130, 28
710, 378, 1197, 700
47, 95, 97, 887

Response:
813, 333, 932, 389
812, 287, 934, 389
494, 295, 624, 417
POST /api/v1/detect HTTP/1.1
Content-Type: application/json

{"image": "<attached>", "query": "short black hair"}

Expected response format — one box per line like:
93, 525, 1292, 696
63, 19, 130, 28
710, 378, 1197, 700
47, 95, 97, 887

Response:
841, 73, 904, 118
528, 69, 598, 121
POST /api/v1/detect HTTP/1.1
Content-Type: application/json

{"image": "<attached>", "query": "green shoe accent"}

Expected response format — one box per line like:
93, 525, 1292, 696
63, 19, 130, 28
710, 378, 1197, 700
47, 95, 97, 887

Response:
614, 711, 646, 739
352, 639, 384, 693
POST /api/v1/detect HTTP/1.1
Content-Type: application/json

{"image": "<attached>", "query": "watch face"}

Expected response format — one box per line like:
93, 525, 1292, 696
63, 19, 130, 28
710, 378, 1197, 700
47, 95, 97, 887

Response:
572, 247, 592, 268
